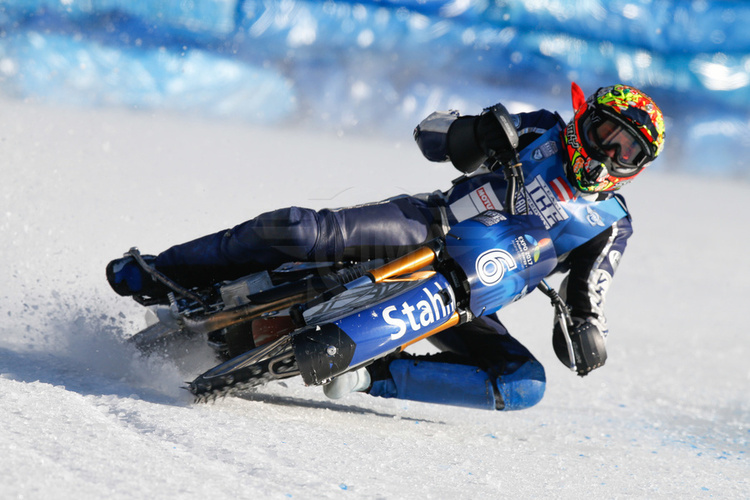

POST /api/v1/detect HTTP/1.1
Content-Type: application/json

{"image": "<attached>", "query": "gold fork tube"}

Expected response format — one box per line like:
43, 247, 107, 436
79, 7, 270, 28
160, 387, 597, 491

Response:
367, 246, 436, 283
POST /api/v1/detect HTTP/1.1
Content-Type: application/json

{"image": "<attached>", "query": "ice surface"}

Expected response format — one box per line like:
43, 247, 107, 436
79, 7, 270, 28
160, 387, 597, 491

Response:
0, 97, 747, 498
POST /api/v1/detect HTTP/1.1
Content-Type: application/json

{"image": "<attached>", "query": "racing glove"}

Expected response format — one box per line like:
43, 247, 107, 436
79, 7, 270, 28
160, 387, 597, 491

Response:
552, 317, 608, 376
413, 110, 458, 163
446, 104, 519, 173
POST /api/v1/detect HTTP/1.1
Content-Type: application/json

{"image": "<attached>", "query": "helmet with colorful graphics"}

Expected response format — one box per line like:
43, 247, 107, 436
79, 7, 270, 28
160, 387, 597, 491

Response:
564, 83, 665, 192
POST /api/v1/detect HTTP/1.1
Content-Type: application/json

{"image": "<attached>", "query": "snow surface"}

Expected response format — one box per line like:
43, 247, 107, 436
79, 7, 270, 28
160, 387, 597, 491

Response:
1, 97, 748, 499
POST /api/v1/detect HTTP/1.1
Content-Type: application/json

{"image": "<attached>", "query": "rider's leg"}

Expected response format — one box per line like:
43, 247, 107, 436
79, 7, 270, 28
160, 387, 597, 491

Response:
366, 316, 546, 411
108, 195, 444, 294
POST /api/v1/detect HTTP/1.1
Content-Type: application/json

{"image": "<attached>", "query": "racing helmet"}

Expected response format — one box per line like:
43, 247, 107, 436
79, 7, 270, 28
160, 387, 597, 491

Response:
564, 83, 665, 192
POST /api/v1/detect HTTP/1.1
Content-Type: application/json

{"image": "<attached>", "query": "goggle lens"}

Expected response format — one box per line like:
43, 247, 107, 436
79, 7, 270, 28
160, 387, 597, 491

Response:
583, 113, 653, 178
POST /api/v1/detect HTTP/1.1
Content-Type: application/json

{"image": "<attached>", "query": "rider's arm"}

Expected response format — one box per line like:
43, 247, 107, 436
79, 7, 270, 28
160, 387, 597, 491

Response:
413, 108, 562, 172
551, 203, 632, 375
563, 209, 633, 334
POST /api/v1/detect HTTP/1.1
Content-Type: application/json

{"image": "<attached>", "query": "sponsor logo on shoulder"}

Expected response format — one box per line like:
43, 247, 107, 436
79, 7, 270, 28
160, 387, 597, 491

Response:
531, 140, 559, 161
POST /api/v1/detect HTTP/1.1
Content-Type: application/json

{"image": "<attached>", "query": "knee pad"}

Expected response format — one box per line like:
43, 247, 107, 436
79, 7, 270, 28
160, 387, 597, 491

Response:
370, 359, 498, 410
494, 359, 546, 411
369, 358, 546, 411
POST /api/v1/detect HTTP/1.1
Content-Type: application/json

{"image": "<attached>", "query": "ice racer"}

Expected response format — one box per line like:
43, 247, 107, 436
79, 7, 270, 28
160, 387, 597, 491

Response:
107, 83, 665, 411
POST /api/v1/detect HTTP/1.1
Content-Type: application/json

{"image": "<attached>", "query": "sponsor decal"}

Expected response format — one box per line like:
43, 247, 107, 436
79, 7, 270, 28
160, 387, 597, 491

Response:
589, 269, 612, 314
473, 210, 506, 227
586, 205, 605, 227
476, 186, 497, 211
512, 234, 552, 269
609, 250, 622, 271
382, 283, 455, 340
475, 249, 517, 286
531, 140, 559, 161
449, 183, 504, 222
565, 122, 581, 148
518, 175, 569, 229
549, 176, 576, 202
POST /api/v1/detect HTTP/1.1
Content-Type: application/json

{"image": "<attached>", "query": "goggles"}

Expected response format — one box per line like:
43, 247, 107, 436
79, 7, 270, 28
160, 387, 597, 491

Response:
582, 110, 654, 178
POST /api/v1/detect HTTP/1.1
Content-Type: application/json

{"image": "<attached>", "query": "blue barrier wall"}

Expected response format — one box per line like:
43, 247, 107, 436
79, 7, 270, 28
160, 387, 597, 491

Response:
0, 0, 748, 176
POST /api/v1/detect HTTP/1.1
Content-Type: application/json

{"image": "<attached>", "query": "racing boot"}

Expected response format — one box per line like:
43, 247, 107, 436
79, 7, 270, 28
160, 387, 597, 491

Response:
106, 255, 169, 299
323, 367, 372, 400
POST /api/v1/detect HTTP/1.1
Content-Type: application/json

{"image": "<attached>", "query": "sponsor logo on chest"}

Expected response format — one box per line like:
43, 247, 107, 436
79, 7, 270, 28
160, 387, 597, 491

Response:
515, 175, 570, 229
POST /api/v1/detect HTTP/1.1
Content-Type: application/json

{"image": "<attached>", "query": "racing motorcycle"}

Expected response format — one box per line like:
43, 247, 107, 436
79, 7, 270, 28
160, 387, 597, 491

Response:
124, 108, 580, 401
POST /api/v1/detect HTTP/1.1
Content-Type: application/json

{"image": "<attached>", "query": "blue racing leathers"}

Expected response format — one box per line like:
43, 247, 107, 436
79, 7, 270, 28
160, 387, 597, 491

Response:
152, 108, 632, 411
